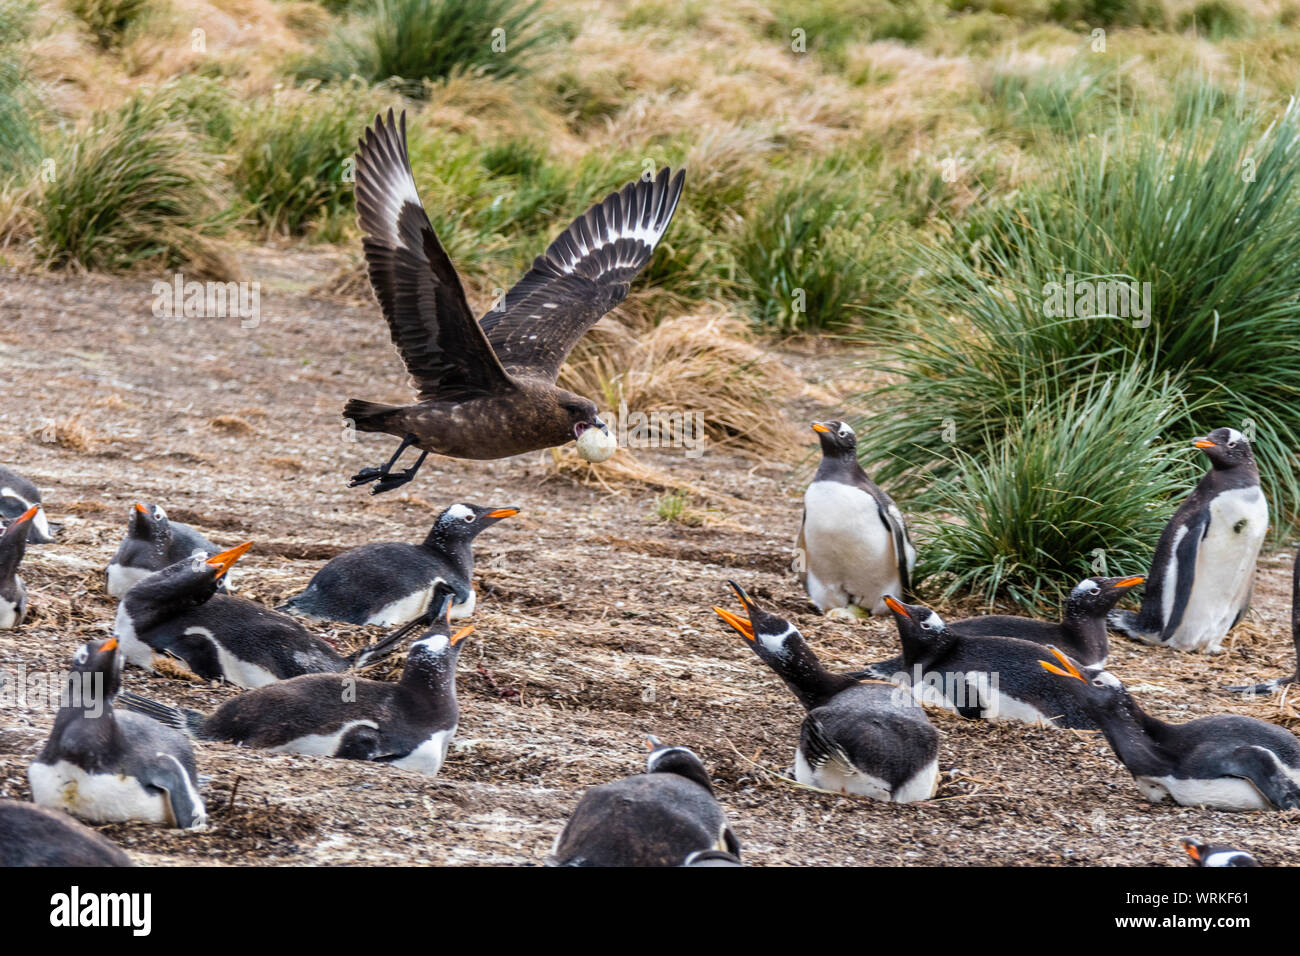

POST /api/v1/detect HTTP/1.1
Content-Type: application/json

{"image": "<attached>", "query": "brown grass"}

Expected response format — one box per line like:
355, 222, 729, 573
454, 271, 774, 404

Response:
209, 414, 256, 434
30, 417, 96, 451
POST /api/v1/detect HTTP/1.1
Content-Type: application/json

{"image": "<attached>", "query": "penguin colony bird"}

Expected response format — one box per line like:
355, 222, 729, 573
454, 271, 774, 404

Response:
343, 109, 683, 492
117, 586, 470, 775
114, 544, 405, 687
28, 637, 207, 829
0, 800, 131, 867
877, 596, 1105, 730
547, 736, 739, 867
106, 502, 225, 598
1109, 428, 1267, 653
714, 582, 939, 802
1180, 837, 1260, 867
278, 503, 516, 625
0, 464, 54, 543
797, 420, 915, 619
1040, 647, 1300, 810
0, 504, 37, 629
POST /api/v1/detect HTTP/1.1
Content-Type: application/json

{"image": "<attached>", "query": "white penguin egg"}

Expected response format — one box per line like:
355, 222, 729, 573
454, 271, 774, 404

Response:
576, 427, 617, 463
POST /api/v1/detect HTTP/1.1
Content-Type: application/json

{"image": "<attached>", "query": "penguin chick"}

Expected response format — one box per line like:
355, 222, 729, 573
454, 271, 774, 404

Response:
1109, 428, 1266, 653
117, 585, 468, 776
278, 502, 518, 625
1180, 837, 1260, 867
0, 800, 132, 866
548, 736, 739, 867
115, 543, 405, 688
1040, 647, 1300, 810
714, 582, 939, 801
106, 503, 226, 598
878, 596, 1107, 730
0, 505, 38, 628
797, 420, 915, 619
0, 464, 54, 543
28, 637, 206, 829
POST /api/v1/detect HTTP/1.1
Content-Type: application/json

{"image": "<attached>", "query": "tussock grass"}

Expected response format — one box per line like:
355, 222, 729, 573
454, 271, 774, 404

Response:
68, 0, 149, 48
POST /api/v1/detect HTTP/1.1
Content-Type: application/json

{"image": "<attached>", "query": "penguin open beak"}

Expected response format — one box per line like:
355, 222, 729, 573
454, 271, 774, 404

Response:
449, 625, 473, 646
883, 595, 910, 619
1037, 646, 1085, 682
1116, 576, 1145, 589
206, 541, 253, 579
712, 581, 756, 640
811, 422, 832, 434
486, 507, 519, 519
1193, 438, 1216, 449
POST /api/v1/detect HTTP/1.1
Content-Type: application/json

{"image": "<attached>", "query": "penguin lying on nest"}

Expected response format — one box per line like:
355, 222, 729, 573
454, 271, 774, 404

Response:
1109, 428, 1266, 653
547, 736, 740, 867
118, 585, 470, 776
106, 502, 226, 598
0, 505, 38, 629
343, 109, 685, 493
277, 502, 516, 625
0, 800, 132, 866
797, 420, 915, 619
866, 575, 1144, 673
714, 582, 939, 802
1040, 647, 1300, 810
0, 464, 55, 543
1179, 837, 1260, 867
115, 543, 407, 688
28, 637, 206, 829
873, 596, 1107, 730
1225, 547, 1298, 696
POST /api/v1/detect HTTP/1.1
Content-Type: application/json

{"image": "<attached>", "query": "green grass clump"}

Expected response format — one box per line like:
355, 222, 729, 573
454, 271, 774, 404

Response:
68, 0, 150, 48
296, 0, 549, 98
34, 92, 230, 274
1177, 0, 1249, 38
0, 0, 37, 175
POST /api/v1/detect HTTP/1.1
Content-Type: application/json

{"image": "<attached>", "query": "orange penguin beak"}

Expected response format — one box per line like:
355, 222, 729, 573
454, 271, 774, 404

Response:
811, 423, 832, 434
1193, 439, 1216, 449
1180, 839, 1202, 863
449, 625, 474, 646
1116, 576, 1145, 588
486, 508, 519, 519
1038, 646, 1086, 681
134, 502, 149, 514
13, 504, 39, 525
100, 637, 118, 653
712, 582, 755, 641
206, 542, 253, 579
883, 595, 910, 618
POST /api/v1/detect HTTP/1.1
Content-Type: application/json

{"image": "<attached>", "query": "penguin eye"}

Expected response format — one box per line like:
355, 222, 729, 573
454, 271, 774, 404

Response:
920, 622, 932, 631
1089, 587, 1101, 596
463, 515, 475, 523
1227, 441, 1237, 449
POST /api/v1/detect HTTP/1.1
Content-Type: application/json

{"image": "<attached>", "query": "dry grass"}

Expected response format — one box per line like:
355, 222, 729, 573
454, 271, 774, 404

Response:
209, 414, 256, 434
29, 416, 96, 451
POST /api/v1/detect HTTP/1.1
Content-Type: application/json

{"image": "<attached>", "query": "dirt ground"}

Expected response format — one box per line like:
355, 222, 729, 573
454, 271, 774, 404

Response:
1, 262, 1298, 867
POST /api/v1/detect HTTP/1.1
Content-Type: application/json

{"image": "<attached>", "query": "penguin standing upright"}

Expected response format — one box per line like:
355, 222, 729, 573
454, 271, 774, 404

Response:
1109, 428, 1267, 653
117, 586, 469, 776
278, 503, 517, 625
115, 544, 405, 688
28, 637, 206, 829
797, 420, 915, 619
106, 503, 225, 598
1040, 647, 1300, 810
0, 465, 54, 543
547, 736, 739, 867
1180, 837, 1260, 867
0, 505, 37, 629
1226, 547, 1298, 696
0, 800, 132, 866
714, 582, 939, 802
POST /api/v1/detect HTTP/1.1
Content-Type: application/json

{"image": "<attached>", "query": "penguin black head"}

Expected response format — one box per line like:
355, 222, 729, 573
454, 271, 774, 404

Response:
1036, 646, 1126, 703
1193, 427, 1255, 470
811, 420, 857, 459
881, 595, 960, 662
127, 502, 173, 548
68, 636, 123, 704
1180, 837, 1260, 867
429, 503, 519, 544
1064, 575, 1144, 619
402, 584, 474, 679
0, 504, 36, 576
121, 542, 251, 620
644, 735, 715, 794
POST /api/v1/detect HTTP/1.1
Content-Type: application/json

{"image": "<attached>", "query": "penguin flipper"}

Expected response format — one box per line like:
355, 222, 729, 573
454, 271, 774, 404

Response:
1222, 746, 1300, 810
795, 510, 808, 592
140, 753, 207, 829
801, 712, 857, 779
116, 691, 206, 739
877, 500, 915, 599
1159, 512, 1210, 642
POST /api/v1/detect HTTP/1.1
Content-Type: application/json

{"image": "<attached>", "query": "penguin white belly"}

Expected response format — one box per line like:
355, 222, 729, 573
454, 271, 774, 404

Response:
0, 593, 19, 629
270, 719, 380, 757
892, 757, 940, 804
391, 727, 455, 776
113, 605, 159, 671
913, 672, 1058, 728
106, 562, 149, 599
28, 760, 175, 825
1167, 487, 1267, 653
449, 589, 475, 620
1134, 774, 1271, 812
365, 578, 448, 626
794, 746, 891, 800
190, 626, 280, 688
802, 481, 899, 615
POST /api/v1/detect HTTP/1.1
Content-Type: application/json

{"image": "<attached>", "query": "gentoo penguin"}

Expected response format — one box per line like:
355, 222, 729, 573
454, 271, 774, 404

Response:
1109, 428, 1267, 653
875, 596, 1105, 729
343, 110, 684, 492
0, 505, 37, 629
0, 464, 54, 543
1227, 547, 1298, 696
115, 543, 405, 688
278, 503, 517, 625
106, 502, 225, 598
117, 586, 468, 776
1180, 837, 1260, 867
1040, 647, 1300, 810
547, 736, 739, 867
946, 576, 1144, 668
0, 800, 132, 866
714, 583, 939, 801
28, 637, 206, 829
797, 420, 915, 619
